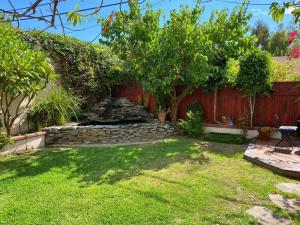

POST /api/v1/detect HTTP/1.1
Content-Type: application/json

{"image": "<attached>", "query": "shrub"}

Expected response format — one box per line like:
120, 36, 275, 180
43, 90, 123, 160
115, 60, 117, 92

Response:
0, 133, 12, 150
179, 103, 204, 137
0, 120, 12, 150
28, 86, 81, 130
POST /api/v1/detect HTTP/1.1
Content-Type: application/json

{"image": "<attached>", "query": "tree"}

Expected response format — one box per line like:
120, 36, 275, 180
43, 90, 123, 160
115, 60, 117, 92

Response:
251, 20, 270, 50
268, 29, 289, 56
236, 49, 272, 128
202, 5, 255, 122
0, 23, 55, 135
102, 2, 211, 121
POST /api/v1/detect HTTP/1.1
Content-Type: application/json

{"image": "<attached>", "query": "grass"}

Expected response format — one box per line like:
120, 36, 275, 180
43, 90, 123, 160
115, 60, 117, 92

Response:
203, 132, 246, 145
0, 138, 299, 225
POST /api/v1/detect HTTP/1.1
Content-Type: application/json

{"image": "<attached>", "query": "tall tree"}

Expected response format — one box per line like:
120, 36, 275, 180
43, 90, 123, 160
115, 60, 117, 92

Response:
202, 5, 255, 122
251, 20, 270, 50
268, 29, 289, 56
236, 49, 272, 128
102, 2, 211, 121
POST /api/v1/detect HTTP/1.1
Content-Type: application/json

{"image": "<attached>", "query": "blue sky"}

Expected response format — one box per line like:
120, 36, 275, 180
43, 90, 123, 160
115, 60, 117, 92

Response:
2, 0, 294, 42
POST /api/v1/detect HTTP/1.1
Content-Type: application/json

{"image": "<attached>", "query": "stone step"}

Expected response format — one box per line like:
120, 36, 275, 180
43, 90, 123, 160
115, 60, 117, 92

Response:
276, 183, 300, 196
246, 206, 292, 225
269, 194, 300, 213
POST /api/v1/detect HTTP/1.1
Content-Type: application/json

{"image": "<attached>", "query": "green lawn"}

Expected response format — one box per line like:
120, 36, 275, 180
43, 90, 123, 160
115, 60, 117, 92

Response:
0, 138, 299, 225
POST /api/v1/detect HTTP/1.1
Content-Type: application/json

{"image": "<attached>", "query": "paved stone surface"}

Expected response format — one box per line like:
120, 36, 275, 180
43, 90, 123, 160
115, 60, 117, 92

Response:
247, 206, 292, 225
276, 183, 300, 196
269, 194, 300, 213
244, 140, 300, 179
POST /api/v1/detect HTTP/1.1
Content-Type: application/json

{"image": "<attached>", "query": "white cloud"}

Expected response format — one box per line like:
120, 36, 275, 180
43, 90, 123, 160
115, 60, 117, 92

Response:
250, 8, 268, 17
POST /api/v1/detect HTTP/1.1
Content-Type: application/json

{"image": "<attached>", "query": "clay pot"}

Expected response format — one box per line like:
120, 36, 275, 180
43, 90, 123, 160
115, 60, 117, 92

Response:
258, 130, 271, 141
222, 116, 227, 125
158, 112, 167, 122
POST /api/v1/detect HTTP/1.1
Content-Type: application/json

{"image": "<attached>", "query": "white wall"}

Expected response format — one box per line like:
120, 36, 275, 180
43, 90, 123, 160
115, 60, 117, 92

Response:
0, 81, 57, 136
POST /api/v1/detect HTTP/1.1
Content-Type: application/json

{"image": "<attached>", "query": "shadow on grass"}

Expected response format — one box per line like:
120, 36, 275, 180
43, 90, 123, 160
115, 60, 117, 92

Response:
195, 141, 247, 158
0, 138, 209, 186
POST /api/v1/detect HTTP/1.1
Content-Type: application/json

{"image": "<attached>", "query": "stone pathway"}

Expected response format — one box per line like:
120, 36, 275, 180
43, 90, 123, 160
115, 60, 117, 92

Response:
246, 182, 300, 224
269, 194, 300, 213
276, 183, 300, 196
247, 206, 292, 225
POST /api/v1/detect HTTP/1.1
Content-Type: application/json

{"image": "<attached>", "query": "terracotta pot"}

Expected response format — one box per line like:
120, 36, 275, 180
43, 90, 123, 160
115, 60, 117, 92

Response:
222, 116, 227, 125
258, 130, 271, 141
158, 112, 167, 122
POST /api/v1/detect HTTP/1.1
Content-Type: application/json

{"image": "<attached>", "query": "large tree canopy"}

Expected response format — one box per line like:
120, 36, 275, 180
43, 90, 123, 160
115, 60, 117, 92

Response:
102, 2, 212, 121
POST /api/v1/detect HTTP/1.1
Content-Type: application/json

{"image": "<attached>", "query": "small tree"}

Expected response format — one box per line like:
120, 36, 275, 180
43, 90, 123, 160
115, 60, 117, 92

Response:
236, 49, 272, 128
202, 5, 255, 122
0, 23, 55, 135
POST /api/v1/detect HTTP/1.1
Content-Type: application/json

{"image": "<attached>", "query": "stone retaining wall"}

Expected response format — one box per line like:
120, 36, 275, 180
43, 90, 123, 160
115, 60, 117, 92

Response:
43, 121, 177, 146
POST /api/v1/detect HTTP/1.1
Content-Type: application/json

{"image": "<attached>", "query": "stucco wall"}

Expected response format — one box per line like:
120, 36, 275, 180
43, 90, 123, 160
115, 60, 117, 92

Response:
0, 80, 57, 136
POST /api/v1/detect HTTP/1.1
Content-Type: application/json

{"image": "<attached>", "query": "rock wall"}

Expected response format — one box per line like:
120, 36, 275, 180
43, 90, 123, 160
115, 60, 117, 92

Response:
43, 121, 178, 146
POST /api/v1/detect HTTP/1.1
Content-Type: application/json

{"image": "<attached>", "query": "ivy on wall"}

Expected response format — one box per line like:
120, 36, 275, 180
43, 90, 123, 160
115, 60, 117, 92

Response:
25, 31, 125, 104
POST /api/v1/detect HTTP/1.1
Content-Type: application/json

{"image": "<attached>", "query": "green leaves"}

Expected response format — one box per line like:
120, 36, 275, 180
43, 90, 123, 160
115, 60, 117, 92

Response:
67, 4, 87, 26
236, 48, 272, 96
0, 23, 55, 96
270, 1, 300, 24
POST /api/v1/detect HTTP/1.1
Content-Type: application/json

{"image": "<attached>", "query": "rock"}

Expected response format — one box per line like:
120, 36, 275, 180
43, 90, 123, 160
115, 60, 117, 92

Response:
269, 194, 300, 213
276, 183, 300, 196
246, 206, 292, 225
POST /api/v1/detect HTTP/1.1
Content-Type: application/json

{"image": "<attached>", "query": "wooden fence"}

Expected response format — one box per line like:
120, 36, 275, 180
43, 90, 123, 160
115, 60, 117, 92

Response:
112, 82, 300, 127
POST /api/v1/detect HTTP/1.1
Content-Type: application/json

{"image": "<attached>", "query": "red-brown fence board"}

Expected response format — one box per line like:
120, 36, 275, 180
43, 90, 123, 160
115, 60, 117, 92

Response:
112, 82, 300, 127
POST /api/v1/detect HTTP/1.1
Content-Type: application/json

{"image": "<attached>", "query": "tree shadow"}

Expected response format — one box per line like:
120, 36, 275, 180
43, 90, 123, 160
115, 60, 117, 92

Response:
0, 138, 209, 186
194, 140, 247, 157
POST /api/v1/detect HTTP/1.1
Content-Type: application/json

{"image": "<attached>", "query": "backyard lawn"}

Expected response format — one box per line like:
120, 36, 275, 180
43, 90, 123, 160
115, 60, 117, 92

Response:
0, 138, 299, 225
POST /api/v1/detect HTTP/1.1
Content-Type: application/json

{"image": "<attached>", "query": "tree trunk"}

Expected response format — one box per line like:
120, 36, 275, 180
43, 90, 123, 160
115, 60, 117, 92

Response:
248, 93, 256, 128
213, 88, 218, 122
170, 98, 179, 122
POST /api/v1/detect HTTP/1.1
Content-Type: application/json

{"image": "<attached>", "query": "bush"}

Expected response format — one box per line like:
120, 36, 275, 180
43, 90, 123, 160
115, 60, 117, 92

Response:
28, 86, 81, 130
179, 103, 204, 137
0, 133, 12, 150
0, 120, 12, 150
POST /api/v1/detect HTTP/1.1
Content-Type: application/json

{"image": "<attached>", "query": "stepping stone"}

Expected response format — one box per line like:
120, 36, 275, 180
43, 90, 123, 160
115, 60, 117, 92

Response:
276, 183, 300, 196
247, 206, 292, 225
269, 194, 300, 213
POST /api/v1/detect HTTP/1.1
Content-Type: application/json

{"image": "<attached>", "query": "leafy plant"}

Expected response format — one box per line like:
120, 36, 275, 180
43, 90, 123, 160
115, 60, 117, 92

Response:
236, 49, 272, 128
0, 22, 55, 135
0, 133, 12, 150
28, 86, 81, 130
0, 119, 12, 150
179, 102, 204, 137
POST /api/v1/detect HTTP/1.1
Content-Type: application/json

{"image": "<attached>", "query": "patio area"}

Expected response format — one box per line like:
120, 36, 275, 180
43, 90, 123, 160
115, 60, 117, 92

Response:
244, 139, 300, 179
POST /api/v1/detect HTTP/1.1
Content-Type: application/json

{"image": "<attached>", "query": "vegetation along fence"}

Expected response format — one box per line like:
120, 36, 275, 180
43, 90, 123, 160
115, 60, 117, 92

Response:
112, 82, 300, 127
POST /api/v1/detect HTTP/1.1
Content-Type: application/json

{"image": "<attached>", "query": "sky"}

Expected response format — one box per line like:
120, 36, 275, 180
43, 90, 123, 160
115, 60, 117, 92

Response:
1, 0, 295, 42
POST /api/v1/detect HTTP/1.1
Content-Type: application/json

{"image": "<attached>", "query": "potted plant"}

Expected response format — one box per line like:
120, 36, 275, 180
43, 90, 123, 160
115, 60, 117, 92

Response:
258, 127, 277, 141
157, 105, 169, 122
